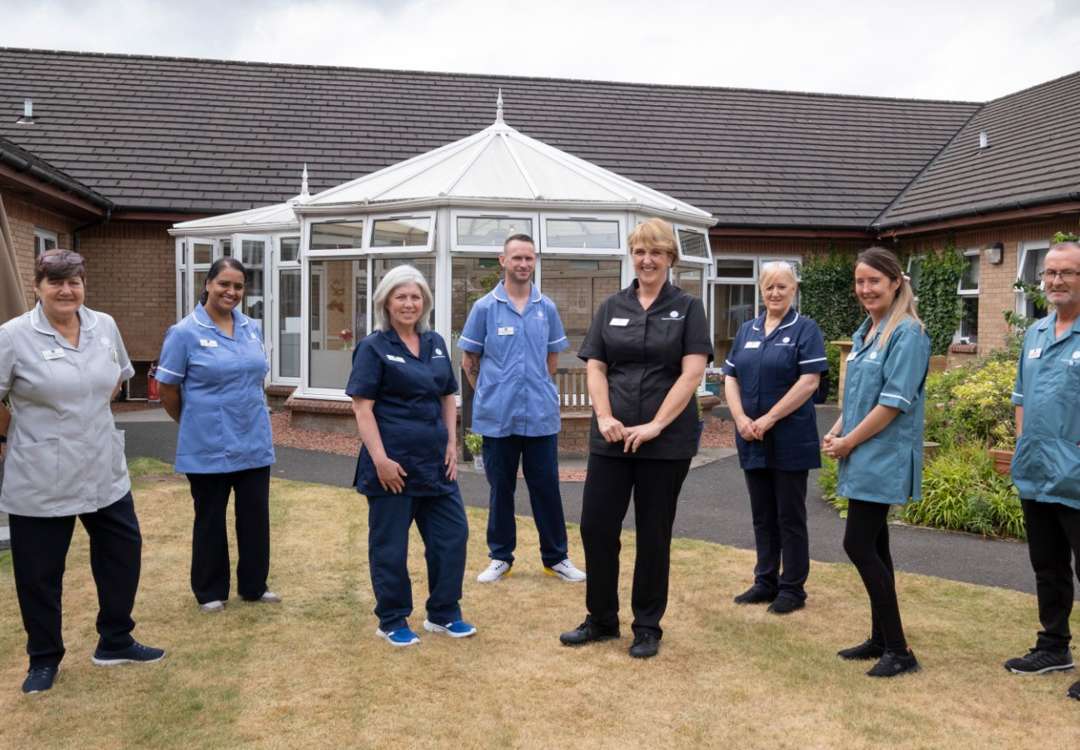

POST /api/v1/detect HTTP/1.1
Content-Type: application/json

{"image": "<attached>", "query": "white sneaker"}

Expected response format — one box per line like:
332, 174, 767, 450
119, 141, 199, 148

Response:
476, 560, 512, 583
199, 600, 225, 613
545, 559, 586, 582
257, 591, 282, 603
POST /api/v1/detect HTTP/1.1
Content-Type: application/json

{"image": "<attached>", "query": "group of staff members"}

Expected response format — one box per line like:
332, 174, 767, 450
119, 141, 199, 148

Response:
2, 234, 1077, 703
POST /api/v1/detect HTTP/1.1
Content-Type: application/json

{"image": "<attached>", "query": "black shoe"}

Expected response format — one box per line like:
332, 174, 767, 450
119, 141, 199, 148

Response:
1003, 648, 1074, 675
733, 585, 777, 605
92, 641, 166, 666
837, 639, 885, 661
629, 632, 660, 659
767, 596, 805, 615
1068, 680, 1080, 701
22, 666, 58, 695
560, 619, 619, 646
867, 649, 920, 678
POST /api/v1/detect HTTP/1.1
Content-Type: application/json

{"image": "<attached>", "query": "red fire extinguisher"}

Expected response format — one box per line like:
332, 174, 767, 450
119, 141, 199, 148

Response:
147, 362, 160, 403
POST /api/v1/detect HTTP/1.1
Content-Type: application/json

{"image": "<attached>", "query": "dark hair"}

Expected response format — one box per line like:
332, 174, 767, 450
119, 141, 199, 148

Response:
199, 256, 247, 305
502, 233, 535, 252
34, 249, 86, 285
855, 246, 922, 347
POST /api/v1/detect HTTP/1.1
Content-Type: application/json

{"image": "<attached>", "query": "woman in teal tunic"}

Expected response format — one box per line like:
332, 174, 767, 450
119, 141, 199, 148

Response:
822, 247, 930, 678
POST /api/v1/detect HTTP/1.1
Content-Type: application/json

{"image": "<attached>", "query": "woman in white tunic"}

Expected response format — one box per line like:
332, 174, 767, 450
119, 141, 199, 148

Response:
0, 250, 164, 695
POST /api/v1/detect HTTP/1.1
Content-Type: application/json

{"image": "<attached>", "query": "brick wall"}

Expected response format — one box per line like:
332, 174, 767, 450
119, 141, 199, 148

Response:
77, 221, 176, 362
896, 213, 1080, 356
1, 190, 79, 310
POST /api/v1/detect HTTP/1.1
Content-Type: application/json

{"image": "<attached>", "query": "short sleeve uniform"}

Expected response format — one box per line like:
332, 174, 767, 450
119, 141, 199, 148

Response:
836, 317, 930, 505
346, 329, 458, 497
155, 304, 275, 474
722, 310, 829, 471
459, 281, 569, 437
578, 280, 713, 460
0, 304, 134, 517
1010, 313, 1080, 510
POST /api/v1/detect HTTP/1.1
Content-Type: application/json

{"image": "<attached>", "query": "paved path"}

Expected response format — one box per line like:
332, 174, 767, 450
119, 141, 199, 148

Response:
114, 410, 1070, 599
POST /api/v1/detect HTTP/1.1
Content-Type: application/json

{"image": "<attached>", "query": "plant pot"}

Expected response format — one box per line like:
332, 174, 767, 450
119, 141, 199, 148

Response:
473, 455, 484, 471
988, 448, 1013, 476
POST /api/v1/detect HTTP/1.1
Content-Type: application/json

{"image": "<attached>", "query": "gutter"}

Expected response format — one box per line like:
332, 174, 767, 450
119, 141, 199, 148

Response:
875, 191, 1080, 235
0, 144, 113, 213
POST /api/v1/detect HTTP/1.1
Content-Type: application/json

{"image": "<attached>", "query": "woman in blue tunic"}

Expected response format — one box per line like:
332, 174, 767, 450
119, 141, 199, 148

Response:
157, 257, 279, 613
347, 265, 475, 647
823, 247, 930, 678
724, 261, 828, 614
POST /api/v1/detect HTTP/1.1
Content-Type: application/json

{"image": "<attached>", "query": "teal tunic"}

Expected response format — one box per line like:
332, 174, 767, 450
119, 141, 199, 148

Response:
836, 317, 930, 505
1010, 312, 1080, 510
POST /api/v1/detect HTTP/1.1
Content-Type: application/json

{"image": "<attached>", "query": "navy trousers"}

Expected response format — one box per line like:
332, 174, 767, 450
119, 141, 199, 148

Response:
10, 493, 141, 669
367, 488, 469, 632
1021, 499, 1080, 651
481, 433, 568, 567
744, 468, 810, 601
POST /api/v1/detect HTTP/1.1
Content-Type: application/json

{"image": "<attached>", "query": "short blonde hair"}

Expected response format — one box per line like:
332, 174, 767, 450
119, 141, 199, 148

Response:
758, 261, 799, 291
372, 264, 433, 332
628, 218, 677, 264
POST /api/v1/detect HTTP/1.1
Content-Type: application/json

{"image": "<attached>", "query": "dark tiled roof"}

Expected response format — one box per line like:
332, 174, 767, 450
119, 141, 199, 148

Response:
0, 47, 981, 228
877, 72, 1080, 228
0, 134, 112, 209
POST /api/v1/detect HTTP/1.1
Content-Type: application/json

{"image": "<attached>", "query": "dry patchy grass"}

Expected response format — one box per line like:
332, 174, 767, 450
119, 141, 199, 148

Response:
1, 461, 1078, 749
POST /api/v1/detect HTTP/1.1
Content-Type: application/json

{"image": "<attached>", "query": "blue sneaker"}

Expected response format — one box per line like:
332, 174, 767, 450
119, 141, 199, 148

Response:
376, 626, 420, 647
22, 666, 58, 694
92, 641, 165, 666
423, 619, 477, 638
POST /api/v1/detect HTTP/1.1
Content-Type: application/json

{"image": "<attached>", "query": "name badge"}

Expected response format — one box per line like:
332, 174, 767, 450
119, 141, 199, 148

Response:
609, 318, 630, 327
1027, 347, 1042, 359
744, 341, 762, 349
41, 347, 66, 360
497, 326, 515, 336
386, 354, 406, 363
199, 338, 219, 348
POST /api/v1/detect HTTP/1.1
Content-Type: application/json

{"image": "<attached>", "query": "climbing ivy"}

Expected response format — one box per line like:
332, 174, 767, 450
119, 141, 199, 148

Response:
913, 245, 965, 356
799, 250, 864, 342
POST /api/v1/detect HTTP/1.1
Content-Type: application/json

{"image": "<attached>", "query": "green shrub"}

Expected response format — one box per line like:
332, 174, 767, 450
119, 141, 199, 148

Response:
818, 456, 847, 515
800, 251, 863, 343
912, 246, 965, 356
823, 342, 841, 403
923, 358, 1015, 447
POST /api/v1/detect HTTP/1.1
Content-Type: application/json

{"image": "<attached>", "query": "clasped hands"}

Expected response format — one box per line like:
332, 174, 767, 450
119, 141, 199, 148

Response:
597, 415, 662, 453
734, 413, 778, 442
821, 432, 853, 459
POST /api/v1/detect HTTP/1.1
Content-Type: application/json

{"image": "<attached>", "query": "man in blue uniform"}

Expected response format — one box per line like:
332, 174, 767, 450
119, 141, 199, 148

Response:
1004, 240, 1080, 703
460, 234, 585, 584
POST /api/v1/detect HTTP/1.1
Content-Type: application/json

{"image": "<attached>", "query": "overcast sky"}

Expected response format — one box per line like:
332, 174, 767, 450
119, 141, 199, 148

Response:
1, 0, 1078, 101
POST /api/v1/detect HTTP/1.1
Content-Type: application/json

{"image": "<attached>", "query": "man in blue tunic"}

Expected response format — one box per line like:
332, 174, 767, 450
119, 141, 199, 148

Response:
460, 234, 585, 584
1004, 240, 1080, 702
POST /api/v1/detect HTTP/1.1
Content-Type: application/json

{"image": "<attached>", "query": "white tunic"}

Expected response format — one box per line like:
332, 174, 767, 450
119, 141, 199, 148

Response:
0, 303, 134, 517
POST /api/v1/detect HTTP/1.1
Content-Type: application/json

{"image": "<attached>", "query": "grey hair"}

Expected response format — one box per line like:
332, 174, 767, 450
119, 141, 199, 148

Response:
759, 260, 799, 289
1049, 240, 1080, 255
372, 264, 433, 332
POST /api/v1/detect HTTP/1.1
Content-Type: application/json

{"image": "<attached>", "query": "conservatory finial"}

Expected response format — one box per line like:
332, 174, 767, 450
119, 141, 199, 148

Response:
496, 89, 504, 124
300, 164, 310, 199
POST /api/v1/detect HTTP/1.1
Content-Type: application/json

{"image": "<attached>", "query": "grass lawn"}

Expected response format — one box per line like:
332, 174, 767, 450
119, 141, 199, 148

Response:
1, 458, 1077, 749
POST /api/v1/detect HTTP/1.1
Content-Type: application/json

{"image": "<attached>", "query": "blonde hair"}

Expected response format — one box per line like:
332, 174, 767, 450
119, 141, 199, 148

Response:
856, 247, 923, 348
627, 218, 677, 264
372, 264, 433, 332
759, 260, 799, 291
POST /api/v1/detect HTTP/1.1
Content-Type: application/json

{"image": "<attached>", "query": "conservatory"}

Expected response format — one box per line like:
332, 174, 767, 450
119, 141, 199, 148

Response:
170, 97, 716, 408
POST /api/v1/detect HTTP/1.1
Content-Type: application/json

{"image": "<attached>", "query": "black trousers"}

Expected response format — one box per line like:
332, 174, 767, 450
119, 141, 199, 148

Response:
186, 466, 271, 603
9, 493, 141, 669
843, 499, 908, 653
580, 454, 690, 638
744, 468, 810, 601
1021, 499, 1080, 651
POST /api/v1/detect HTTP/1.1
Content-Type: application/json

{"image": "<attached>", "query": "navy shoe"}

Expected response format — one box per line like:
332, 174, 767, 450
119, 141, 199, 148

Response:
733, 585, 777, 605
1003, 648, 1074, 675
628, 632, 660, 659
22, 666, 58, 695
560, 618, 620, 646
838, 639, 885, 661
867, 649, 920, 677
92, 641, 166, 666
423, 619, 477, 638
767, 596, 805, 615
1068, 679, 1079, 701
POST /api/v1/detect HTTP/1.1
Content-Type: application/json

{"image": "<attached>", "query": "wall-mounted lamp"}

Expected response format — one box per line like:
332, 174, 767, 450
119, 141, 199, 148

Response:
986, 242, 1004, 265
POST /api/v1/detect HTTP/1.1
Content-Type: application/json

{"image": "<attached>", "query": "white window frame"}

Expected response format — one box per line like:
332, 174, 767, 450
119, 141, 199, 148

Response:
957, 248, 980, 294
674, 225, 712, 265
539, 213, 625, 256
33, 228, 58, 258
366, 211, 437, 255
1016, 240, 1051, 316
308, 218, 367, 253
272, 234, 302, 385
449, 210, 538, 253
302, 255, 362, 399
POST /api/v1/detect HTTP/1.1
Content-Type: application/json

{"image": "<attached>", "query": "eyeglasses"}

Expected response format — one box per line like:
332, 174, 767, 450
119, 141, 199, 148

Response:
1037, 269, 1079, 282
38, 250, 85, 267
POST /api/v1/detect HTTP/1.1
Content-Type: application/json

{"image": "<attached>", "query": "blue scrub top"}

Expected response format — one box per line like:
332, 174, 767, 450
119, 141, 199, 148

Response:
836, 317, 930, 505
458, 281, 569, 438
722, 310, 828, 471
156, 304, 275, 474
1010, 312, 1080, 510
346, 328, 458, 497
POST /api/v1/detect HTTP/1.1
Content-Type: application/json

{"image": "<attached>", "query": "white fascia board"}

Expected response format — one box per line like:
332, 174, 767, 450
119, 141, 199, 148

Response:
169, 221, 299, 238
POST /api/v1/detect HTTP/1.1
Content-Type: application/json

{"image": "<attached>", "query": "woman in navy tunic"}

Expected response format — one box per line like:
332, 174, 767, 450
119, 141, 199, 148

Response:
347, 265, 475, 647
823, 247, 930, 678
723, 262, 827, 614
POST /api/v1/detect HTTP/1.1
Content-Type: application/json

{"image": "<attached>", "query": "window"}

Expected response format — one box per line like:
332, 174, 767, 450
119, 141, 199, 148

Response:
275, 235, 302, 380
710, 255, 800, 364
1018, 241, 1050, 320
540, 258, 622, 368
676, 228, 710, 260
33, 228, 57, 258
450, 256, 503, 368
371, 217, 431, 249
954, 250, 980, 345
673, 263, 704, 298
454, 215, 533, 248
544, 218, 620, 250
239, 238, 267, 327
310, 221, 364, 250
280, 236, 300, 263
